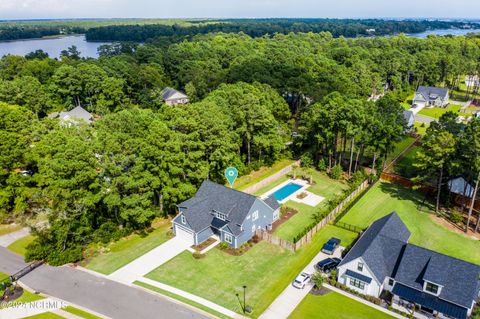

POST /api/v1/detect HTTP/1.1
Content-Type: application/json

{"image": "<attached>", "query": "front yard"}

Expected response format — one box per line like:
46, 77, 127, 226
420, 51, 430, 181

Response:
144, 225, 358, 317
289, 291, 393, 319
7, 235, 35, 256
339, 181, 480, 264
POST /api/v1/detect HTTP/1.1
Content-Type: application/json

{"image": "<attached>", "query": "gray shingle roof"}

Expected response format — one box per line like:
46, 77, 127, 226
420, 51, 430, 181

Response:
264, 196, 281, 211
161, 87, 187, 101
49, 106, 93, 124
393, 244, 480, 309
338, 212, 411, 282
403, 110, 415, 127
416, 86, 449, 101
177, 180, 270, 236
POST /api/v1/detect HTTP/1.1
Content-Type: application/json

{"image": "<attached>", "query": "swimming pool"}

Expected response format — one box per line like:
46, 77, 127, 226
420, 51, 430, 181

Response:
272, 182, 303, 201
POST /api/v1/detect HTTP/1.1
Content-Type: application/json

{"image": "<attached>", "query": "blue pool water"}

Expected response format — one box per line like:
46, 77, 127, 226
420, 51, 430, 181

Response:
272, 183, 303, 201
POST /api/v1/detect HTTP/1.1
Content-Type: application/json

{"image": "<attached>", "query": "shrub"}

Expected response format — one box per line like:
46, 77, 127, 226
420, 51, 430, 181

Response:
192, 252, 206, 259
317, 157, 327, 171
311, 272, 324, 288
219, 242, 229, 250
448, 211, 463, 224
301, 153, 313, 168
330, 164, 343, 180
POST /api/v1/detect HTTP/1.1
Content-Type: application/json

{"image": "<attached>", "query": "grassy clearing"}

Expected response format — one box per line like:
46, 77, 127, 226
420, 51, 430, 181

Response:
62, 306, 103, 319
134, 281, 231, 319
0, 224, 22, 236
145, 225, 358, 317
386, 136, 416, 164
84, 219, 172, 275
289, 291, 393, 319
418, 104, 471, 119
414, 121, 428, 136
7, 235, 35, 256
392, 146, 422, 178
234, 159, 295, 191
340, 182, 480, 264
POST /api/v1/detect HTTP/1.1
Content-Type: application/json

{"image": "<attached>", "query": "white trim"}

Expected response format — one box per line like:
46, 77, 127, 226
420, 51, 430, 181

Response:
224, 233, 233, 244
260, 178, 310, 204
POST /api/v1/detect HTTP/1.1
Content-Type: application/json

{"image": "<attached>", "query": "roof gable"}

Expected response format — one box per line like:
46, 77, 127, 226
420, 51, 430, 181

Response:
161, 87, 187, 101
416, 86, 449, 101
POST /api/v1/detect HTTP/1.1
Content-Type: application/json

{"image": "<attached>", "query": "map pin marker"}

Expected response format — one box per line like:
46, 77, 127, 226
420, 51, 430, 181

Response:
225, 167, 239, 187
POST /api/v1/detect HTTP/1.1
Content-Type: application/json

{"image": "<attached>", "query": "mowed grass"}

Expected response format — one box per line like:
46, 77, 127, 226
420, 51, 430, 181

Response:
84, 220, 172, 275
289, 291, 393, 319
393, 146, 422, 178
386, 136, 416, 164
0, 271, 45, 307
272, 171, 348, 241
145, 225, 358, 317
7, 235, 35, 256
23, 313, 65, 319
234, 159, 295, 191
0, 224, 22, 236
340, 182, 480, 264
414, 121, 428, 136
418, 104, 471, 119
62, 306, 103, 319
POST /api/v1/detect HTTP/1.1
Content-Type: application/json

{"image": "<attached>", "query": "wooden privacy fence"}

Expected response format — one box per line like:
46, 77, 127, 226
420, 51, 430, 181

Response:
242, 160, 301, 194
257, 180, 369, 252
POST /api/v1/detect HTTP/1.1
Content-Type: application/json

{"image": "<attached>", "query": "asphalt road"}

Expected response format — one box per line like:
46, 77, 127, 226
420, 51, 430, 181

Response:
0, 247, 210, 319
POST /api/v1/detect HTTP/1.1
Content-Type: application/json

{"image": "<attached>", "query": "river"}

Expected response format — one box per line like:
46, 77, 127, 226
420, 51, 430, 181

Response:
0, 29, 479, 59
0, 35, 110, 59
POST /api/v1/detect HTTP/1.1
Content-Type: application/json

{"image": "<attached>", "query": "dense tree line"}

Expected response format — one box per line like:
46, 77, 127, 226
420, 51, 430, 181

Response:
0, 25, 86, 41
1, 32, 480, 264
85, 19, 478, 42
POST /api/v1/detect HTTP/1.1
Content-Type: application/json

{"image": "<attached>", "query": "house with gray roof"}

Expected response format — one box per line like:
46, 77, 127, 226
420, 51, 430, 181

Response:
172, 180, 280, 248
161, 87, 189, 106
403, 110, 415, 130
337, 212, 480, 319
413, 86, 449, 109
48, 106, 93, 125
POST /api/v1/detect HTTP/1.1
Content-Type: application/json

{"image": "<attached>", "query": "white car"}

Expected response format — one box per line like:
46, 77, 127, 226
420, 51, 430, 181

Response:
292, 272, 311, 289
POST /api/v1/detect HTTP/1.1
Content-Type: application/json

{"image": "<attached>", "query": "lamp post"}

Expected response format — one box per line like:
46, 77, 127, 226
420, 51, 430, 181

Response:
243, 285, 247, 313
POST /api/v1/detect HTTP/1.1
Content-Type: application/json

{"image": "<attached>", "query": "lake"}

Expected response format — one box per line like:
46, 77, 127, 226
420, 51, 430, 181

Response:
408, 28, 480, 38
0, 35, 111, 59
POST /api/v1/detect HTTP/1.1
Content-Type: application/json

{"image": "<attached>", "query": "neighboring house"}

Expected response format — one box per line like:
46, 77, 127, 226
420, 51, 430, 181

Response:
448, 177, 475, 198
337, 213, 480, 319
161, 87, 189, 106
172, 180, 280, 248
412, 86, 449, 109
48, 106, 93, 125
403, 110, 415, 130
465, 75, 479, 88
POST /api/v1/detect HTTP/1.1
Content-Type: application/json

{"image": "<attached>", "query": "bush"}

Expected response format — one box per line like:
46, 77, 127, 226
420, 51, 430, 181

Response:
448, 211, 463, 224
330, 164, 343, 180
192, 252, 206, 259
301, 153, 313, 168
311, 271, 324, 288
219, 242, 229, 250
317, 157, 327, 171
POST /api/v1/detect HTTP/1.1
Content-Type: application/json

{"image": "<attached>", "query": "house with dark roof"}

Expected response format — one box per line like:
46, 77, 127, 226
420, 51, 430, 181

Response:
172, 180, 280, 248
161, 87, 189, 106
337, 213, 480, 319
413, 86, 449, 109
403, 110, 415, 130
48, 106, 93, 125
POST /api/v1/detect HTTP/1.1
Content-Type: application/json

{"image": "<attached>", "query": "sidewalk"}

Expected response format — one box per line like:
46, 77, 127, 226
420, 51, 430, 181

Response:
0, 297, 65, 319
0, 228, 30, 247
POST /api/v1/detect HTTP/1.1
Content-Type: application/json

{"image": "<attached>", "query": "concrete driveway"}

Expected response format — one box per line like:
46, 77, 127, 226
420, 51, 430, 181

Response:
259, 246, 344, 319
0, 228, 30, 247
109, 236, 191, 284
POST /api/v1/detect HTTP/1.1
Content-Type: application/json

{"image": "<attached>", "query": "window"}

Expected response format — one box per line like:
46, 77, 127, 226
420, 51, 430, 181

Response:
252, 210, 259, 221
349, 278, 365, 290
425, 282, 439, 294
181, 215, 186, 224
388, 278, 394, 286
225, 234, 233, 244
214, 212, 227, 221
357, 262, 364, 272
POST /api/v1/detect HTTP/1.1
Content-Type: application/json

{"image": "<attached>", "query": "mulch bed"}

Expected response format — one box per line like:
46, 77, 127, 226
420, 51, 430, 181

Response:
269, 208, 299, 233
218, 240, 257, 256
310, 286, 331, 296
191, 237, 216, 252
0, 286, 24, 303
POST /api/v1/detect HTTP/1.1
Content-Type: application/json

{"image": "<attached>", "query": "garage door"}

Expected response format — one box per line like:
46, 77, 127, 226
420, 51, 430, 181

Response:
175, 225, 195, 245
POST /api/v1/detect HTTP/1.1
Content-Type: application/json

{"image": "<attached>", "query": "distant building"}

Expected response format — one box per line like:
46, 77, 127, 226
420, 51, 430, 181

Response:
337, 213, 480, 319
412, 86, 449, 110
465, 75, 479, 88
448, 177, 475, 198
48, 106, 93, 125
403, 110, 415, 129
161, 87, 189, 106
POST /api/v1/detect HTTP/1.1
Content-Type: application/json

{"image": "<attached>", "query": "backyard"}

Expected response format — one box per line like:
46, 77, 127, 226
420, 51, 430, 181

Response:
385, 136, 416, 165
339, 181, 480, 264
392, 146, 422, 178
233, 159, 296, 191
289, 291, 393, 319
84, 219, 172, 274
256, 170, 349, 242
418, 104, 471, 119
143, 225, 358, 317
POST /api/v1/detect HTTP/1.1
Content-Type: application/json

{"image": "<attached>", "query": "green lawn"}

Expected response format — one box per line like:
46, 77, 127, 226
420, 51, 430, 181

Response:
0, 271, 45, 307
62, 306, 103, 319
392, 146, 422, 178
289, 291, 393, 319
7, 235, 35, 256
340, 182, 480, 264
84, 220, 172, 275
418, 104, 471, 119
252, 175, 290, 196
234, 159, 295, 191
260, 171, 349, 242
145, 225, 358, 317
23, 313, 65, 319
414, 121, 428, 136
0, 224, 22, 236
386, 136, 416, 164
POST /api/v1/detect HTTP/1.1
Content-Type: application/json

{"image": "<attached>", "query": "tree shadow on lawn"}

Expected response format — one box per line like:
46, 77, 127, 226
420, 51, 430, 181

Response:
378, 182, 435, 213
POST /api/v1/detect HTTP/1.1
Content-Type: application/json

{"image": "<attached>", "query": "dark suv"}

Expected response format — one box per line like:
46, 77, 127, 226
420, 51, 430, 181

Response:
321, 237, 341, 255
315, 257, 341, 273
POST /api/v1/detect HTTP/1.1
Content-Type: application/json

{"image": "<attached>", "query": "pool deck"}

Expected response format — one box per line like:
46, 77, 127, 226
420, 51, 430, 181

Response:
259, 179, 309, 203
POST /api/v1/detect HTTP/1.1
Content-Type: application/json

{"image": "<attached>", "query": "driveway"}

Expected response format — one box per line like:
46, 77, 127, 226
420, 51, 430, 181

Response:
259, 246, 344, 319
0, 247, 210, 319
109, 236, 191, 284
414, 114, 436, 124
0, 228, 29, 247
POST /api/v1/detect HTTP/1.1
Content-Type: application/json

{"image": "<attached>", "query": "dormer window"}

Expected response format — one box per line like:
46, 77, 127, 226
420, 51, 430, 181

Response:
252, 210, 259, 221
181, 215, 186, 224
425, 282, 439, 295
357, 262, 364, 272
214, 212, 227, 221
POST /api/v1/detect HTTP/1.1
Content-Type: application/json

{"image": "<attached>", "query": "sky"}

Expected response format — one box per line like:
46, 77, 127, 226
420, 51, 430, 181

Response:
0, 0, 479, 20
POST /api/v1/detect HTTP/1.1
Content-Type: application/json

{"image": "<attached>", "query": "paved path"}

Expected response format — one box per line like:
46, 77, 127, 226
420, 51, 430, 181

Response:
0, 248, 210, 319
109, 236, 191, 284
259, 247, 344, 319
0, 228, 29, 247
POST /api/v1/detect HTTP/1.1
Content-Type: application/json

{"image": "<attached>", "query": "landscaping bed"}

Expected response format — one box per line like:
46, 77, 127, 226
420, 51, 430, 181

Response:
191, 237, 216, 252
269, 206, 299, 233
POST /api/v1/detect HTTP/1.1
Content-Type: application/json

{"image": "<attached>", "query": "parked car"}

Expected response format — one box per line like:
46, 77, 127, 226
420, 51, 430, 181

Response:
315, 257, 341, 273
321, 237, 341, 255
292, 272, 311, 289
